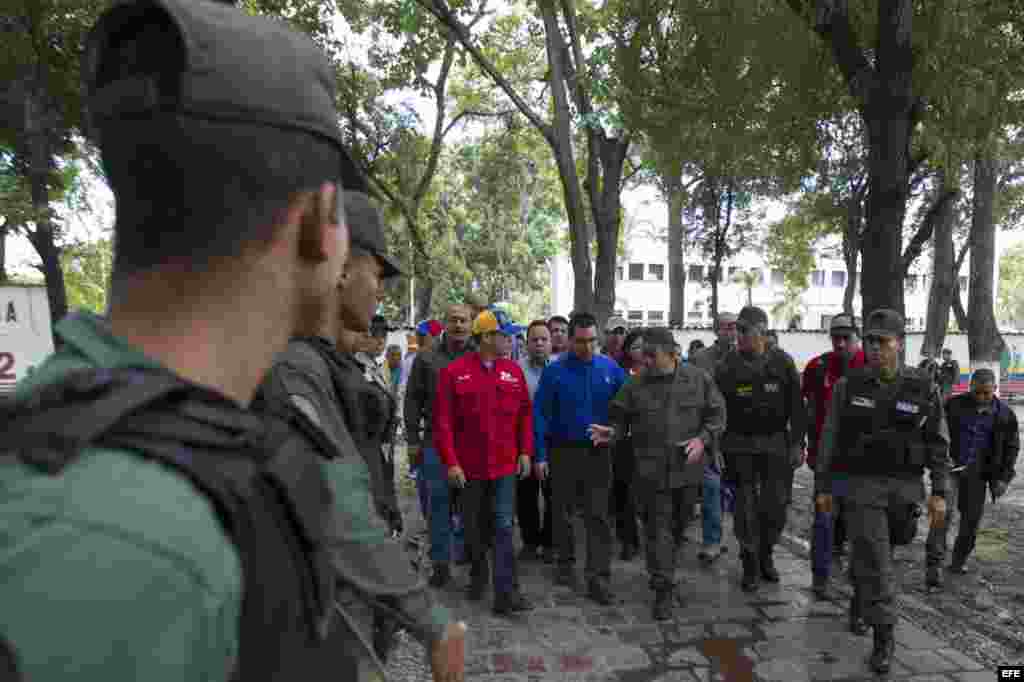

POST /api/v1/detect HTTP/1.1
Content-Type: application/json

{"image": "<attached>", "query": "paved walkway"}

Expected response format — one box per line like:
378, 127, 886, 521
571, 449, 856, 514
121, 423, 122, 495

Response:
396, 516, 990, 682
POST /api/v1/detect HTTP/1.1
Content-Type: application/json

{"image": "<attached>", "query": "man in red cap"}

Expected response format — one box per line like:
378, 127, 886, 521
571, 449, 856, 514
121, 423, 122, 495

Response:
433, 309, 534, 616
802, 313, 866, 598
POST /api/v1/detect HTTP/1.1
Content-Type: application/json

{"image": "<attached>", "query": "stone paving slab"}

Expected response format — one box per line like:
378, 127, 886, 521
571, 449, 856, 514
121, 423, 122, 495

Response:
387, 489, 992, 681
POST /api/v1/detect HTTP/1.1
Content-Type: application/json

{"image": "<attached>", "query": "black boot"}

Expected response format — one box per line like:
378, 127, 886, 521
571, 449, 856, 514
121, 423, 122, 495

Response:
493, 590, 533, 616
869, 624, 895, 674
926, 564, 943, 589
428, 562, 451, 589
760, 547, 780, 583
467, 557, 488, 601
741, 551, 760, 592
848, 594, 868, 636
652, 589, 674, 621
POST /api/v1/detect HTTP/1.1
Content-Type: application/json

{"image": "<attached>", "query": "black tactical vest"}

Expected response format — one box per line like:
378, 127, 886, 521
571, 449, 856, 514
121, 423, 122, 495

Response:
835, 366, 933, 476
1, 367, 351, 681
717, 350, 791, 435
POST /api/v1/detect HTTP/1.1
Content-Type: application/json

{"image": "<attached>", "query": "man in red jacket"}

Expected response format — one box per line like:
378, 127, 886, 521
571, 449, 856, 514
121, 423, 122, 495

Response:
802, 313, 866, 598
434, 308, 534, 616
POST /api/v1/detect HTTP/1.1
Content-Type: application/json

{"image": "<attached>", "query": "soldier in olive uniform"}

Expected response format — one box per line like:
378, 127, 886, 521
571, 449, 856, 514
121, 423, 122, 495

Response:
591, 328, 726, 620
816, 309, 950, 674
715, 306, 806, 593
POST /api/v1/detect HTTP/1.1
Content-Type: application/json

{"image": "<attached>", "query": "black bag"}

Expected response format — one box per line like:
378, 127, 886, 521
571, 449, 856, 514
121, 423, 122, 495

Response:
888, 502, 922, 546
2, 367, 351, 681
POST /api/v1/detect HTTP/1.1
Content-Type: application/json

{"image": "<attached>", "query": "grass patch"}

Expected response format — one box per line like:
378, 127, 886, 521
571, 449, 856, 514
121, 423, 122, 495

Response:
975, 527, 1009, 562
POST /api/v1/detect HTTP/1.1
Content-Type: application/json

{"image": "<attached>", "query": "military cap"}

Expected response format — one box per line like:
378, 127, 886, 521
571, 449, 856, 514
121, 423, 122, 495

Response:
863, 308, 905, 338
604, 316, 629, 332
829, 313, 857, 334
83, 0, 365, 191
345, 192, 402, 278
642, 327, 677, 349
737, 306, 769, 329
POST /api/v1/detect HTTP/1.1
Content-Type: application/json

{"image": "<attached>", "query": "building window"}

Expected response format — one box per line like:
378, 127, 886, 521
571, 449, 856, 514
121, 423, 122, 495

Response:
628, 263, 645, 281
811, 270, 825, 287
647, 310, 665, 323
627, 310, 644, 327
688, 264, 704, 282
693, 299, 704, 312
959, 276, 968, 291
648, 263, 665, 281
616, 266, 624, 281
906, 274, 918, 292
831, 270, 846, 288
771, 269, 785, 286
687, 311, 703, 320
821, 314, 833, 330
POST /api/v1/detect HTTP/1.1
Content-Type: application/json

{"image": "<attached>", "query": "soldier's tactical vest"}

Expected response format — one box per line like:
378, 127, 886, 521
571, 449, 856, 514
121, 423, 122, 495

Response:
1, 367, 350, 682
717, 350, 791, 435
835, 366, 933, 476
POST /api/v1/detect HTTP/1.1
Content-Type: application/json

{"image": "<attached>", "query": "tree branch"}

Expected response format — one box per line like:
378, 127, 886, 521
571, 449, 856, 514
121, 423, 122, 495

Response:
901, 188, 958, 273
412, 35, 456, 207
416, 0, 554, 144
784, 0, 875, 107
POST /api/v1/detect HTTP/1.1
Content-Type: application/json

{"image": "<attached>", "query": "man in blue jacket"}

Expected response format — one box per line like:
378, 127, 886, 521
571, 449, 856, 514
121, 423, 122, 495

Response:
534, 312, 627, 604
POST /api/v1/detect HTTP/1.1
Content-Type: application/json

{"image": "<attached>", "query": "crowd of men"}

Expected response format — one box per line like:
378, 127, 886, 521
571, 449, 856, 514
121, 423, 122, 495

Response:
0, 1, 1019, 680
393, 304, 1019, 675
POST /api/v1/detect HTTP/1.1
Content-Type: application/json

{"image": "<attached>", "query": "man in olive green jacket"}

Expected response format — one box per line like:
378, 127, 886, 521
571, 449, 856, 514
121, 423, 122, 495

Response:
591, 328, 726, 620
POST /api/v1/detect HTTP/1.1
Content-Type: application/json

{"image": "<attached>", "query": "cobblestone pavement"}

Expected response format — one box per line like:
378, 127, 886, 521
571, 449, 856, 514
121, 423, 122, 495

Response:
384, 475, 993, 681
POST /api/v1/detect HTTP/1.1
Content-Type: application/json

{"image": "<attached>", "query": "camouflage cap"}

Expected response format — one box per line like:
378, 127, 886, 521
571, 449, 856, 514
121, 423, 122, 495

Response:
642, 327, 676, 349
83, 0, 365, 191
829, 313, 857, 334
737, 306, 769, 329
863, 308, 905, 338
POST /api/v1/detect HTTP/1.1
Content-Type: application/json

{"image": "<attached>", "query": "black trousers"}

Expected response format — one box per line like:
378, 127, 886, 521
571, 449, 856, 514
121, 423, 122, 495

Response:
925, 468, 989, 566
550, 442, 613, 583
611, 438, 640, 549
516, 475, 553, 548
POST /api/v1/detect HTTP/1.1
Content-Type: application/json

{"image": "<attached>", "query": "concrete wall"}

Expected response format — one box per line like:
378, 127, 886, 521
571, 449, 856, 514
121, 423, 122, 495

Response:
0, 284, 55, 393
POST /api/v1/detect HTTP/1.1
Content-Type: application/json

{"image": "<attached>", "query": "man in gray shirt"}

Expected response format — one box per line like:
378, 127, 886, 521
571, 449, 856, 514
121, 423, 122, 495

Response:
517, 320, 554, 561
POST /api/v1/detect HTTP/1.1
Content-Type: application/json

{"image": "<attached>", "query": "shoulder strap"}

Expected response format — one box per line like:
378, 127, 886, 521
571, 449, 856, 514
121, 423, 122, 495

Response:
4, 368, 193, 473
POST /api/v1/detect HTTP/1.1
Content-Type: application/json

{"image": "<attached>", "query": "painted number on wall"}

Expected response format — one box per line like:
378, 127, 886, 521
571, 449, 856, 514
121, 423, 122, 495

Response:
0, 352, 15, 381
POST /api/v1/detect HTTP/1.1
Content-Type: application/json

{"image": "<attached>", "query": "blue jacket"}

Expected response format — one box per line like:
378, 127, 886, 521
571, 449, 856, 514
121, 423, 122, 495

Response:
533, 353, 626, 463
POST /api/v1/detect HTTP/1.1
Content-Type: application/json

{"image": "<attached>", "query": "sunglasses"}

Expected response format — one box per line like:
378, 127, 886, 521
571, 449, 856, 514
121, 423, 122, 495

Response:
607, 327, 627, 335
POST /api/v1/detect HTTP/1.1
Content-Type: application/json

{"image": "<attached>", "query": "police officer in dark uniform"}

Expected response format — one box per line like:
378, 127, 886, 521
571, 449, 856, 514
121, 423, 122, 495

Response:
593, 328, 726, 620
715, 306, 806, 593
816, 309, 950, 674
257, 192, 466, 680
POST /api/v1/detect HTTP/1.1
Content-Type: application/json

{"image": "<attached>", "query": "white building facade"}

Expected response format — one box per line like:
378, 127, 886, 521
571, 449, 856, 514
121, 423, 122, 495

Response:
548, 230, 968, 331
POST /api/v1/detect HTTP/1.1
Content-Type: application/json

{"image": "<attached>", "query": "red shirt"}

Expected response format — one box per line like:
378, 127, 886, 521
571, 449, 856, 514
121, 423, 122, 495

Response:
433, 352, 533, 480
802, 349, 867, 468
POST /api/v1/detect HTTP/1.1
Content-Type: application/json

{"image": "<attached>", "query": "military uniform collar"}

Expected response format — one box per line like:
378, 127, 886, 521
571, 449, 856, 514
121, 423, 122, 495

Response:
55, 311, 167, 372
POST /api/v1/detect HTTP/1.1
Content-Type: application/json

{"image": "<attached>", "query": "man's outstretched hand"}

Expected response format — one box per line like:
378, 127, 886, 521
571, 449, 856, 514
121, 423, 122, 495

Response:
430, 621, 467, 682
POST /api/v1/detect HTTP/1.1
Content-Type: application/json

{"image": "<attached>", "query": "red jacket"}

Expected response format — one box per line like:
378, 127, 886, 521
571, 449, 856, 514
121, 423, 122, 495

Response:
433, 352, 533, 480
802, 349, 866, 468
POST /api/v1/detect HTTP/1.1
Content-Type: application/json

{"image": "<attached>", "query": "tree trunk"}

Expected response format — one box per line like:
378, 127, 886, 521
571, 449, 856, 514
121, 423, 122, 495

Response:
967, 153, 1003, 382
537, 2, 593, 317
860, 103, 912, 320
590, 136, 629, 329
666, 175, 686, 327
922, 173, 957, 357
950, 241, 969, 331
414, 272, 433, 323
0, 230, 7, 282
25, 88, 67, 323
842, 195, 861, 315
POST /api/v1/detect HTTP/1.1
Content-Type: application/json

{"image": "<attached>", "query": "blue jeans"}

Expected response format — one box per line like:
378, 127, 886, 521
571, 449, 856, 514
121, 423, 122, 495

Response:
463, 475, 518, 595
423, 446, 464, 564
812, 476, 849, 580
702, 467, 723, 546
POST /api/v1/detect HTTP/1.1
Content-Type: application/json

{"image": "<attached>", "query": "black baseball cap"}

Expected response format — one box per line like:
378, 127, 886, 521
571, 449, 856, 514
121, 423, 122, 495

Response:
345, 192, 403, 279
83, 0, 365, 192
642, 327, 677, 349
864, 308, 905, 338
